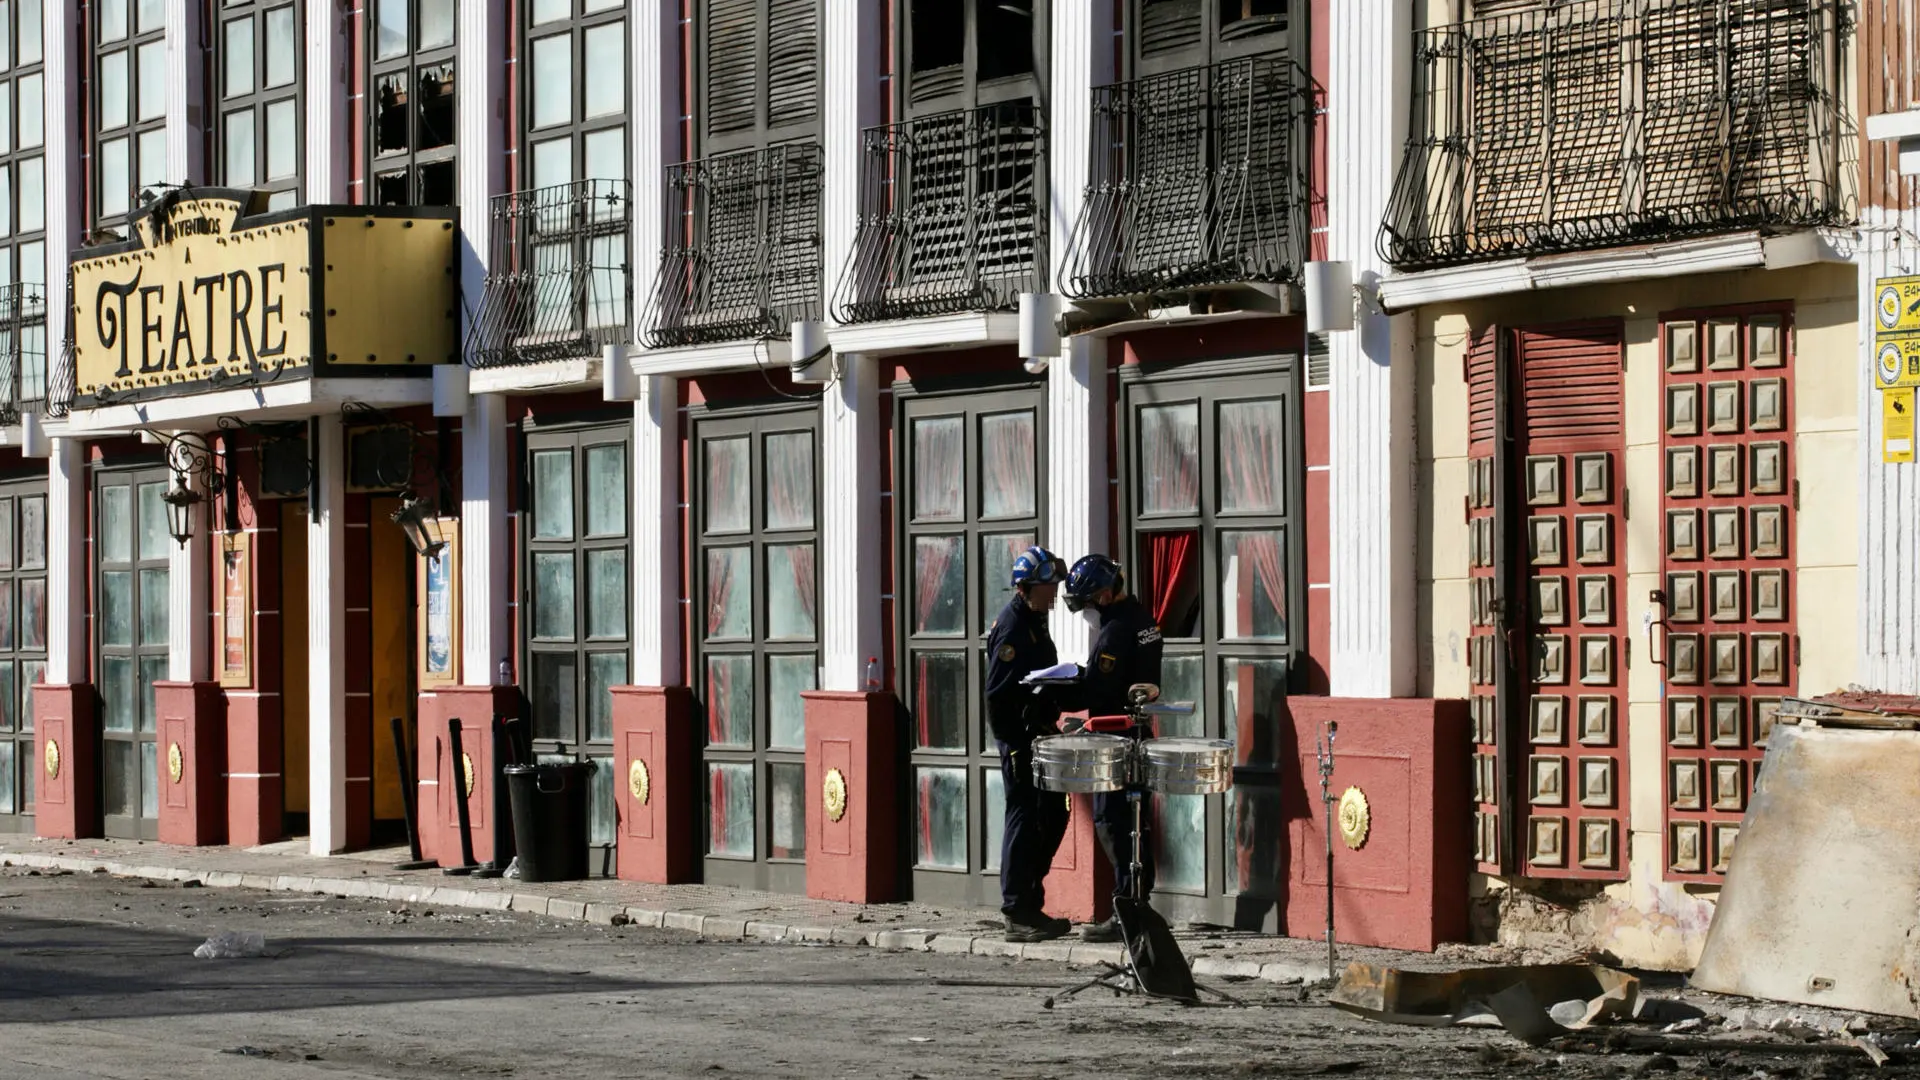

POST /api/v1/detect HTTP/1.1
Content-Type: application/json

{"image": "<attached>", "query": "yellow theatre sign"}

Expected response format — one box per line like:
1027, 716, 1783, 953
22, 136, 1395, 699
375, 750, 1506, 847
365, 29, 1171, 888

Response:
71, 188, 458, 408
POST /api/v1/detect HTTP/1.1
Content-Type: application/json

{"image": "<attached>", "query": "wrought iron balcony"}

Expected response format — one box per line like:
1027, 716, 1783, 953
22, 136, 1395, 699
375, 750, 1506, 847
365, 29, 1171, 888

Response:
1380, 0, 1847, 271
1063, 56, 1309, 300
642, 142, 823, 349
469, 180, 631, 368
833, 102, 1046, 324
0, 282, 48, 425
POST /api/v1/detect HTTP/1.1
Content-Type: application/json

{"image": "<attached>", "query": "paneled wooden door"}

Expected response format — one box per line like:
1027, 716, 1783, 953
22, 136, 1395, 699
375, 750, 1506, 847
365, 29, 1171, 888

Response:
1655, 308, 1796, 881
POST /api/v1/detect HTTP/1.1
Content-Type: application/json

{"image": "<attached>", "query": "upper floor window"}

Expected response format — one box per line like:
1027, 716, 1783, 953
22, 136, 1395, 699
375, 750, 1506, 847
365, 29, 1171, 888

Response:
524, 0, 626, 194
94, 0, 166, 225
0, 0, 44, 315
371, 0, 455, 206
902, 0, 1046, 116
698, 0, 820, 155
1132, 0, 1288, 76
218, 0, 302, 209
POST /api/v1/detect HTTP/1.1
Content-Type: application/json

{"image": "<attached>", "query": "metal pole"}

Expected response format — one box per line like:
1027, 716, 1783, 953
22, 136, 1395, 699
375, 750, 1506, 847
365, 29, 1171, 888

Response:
1317, 720, 1338, 979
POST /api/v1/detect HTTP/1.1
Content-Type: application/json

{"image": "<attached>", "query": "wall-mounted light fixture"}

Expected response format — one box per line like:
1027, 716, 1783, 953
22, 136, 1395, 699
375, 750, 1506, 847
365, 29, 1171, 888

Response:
789, 320, 832, 384
19, 410, 49, 459
1019, 292, 1060, 375
433, 363, 471, 417
603, 342, 639, 402
390, 492, 453, 558
146, 431, 221, 548
1304, 260, 1355, 334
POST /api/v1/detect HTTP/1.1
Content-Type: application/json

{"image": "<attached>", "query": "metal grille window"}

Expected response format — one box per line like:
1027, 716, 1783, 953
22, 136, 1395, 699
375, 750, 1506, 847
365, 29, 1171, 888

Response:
95, 468, 170, 841
1381, 0, 1846, 270
897, 387, 1043, 907
1120, 358, 1302, 930
93, 0, 166, 225
218, 0, 303, 209
0, 478, 46, 832
523, 425, 631, 873
370, 0, 455, 206
0, 0, 46, 380
693, 408, 820, 894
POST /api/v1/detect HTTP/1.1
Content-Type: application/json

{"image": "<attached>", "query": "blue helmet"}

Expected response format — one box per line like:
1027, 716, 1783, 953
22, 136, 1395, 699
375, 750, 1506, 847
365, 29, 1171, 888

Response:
1063, 554, 1122, 612
1009, 545, 1066, 589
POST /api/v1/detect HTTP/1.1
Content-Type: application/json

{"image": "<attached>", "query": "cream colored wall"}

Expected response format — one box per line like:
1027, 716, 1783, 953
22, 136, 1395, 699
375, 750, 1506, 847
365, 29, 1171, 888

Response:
1413, 263, 1859, 968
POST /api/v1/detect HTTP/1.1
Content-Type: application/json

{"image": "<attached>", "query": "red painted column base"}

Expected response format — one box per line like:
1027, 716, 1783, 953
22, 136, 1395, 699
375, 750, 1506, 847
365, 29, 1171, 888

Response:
1042, 793, 1109, 924
224, 692, 284, 848
1282, 696, 1472, 952
33, 684, 99, 840
611, 685, 697, 884
804, 691, 899, 903
154, 682, 228, 847
416, 686, 520, 869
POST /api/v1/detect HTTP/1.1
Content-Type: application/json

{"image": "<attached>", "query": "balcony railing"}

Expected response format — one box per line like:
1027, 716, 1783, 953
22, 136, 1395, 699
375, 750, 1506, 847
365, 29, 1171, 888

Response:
1063, 56, 1309, 300
642, 142, 823, 349
469, 180, 632, 368
0, 282, 48, 425
1380, 0, 1847, 270
833, 102, 1046, 324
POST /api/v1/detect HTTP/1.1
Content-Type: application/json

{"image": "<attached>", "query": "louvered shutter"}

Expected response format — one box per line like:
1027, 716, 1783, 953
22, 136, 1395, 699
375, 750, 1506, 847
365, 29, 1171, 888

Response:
1464, 324, 1509, 875
766, 0, 819, 129
707, 0, 759, 136
1140, 0, 1203, 58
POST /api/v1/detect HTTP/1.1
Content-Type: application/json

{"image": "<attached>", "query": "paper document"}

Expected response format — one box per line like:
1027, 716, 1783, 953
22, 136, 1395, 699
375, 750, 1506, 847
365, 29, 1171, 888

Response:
1021, 663, 1082, 683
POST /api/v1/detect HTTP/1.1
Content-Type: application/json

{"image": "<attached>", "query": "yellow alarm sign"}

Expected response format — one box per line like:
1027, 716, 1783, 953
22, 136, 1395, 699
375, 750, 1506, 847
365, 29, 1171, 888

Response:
1877, 275, 1920, 335
1876, 335, 1920, 390
1884, 386, 1915, 464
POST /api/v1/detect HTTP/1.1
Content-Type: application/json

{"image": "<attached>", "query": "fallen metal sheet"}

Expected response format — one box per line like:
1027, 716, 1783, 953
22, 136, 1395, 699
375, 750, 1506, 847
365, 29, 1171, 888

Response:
1692, 720, 1920, 1019
1329, 962, 1638, 1041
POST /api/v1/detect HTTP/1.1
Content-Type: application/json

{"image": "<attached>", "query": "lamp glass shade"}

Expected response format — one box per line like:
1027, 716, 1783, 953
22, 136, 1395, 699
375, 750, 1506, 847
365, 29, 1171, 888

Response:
162, 479, 202, 548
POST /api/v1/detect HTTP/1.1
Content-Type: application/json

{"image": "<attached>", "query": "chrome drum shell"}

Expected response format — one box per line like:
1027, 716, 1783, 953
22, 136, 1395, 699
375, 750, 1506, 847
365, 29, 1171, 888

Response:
1031, 734, 1133, 793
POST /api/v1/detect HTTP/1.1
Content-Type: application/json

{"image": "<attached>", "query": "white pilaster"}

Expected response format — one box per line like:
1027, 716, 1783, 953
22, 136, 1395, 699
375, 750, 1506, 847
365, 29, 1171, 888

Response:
1859, 202, 1920, 693
1047, 336, 1109, 660
632, 375, 680, 686
42, 0, 78, 299
164, 0, 204, 184
1048, 0, 1114, 293
166, 438, 210, 683
461, 394, 509, 683
458, 0, 507, 312
308, 415, 347, 854
821, 353, 880, 691
1327, 0, 1417, 698
631, 0, 677, 336
305, 0, 349, 203
821, 0, 880, 306
46, 440, 86, 686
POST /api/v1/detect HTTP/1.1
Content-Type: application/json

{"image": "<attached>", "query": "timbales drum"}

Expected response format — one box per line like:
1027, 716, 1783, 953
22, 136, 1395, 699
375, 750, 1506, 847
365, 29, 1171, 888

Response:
1031, 733, 1134, 793
1138, 738, 1235, 795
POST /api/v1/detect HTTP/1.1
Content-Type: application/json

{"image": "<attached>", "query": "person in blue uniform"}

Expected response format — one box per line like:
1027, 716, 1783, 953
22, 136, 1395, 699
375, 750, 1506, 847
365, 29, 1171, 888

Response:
984, 545, 1073, 943
1057, 554, 1163, 943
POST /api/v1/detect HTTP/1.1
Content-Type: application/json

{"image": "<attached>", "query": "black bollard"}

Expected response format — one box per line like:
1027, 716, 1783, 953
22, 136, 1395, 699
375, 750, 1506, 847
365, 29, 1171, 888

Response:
389, 716, 434, 870
443, 718, 479, 875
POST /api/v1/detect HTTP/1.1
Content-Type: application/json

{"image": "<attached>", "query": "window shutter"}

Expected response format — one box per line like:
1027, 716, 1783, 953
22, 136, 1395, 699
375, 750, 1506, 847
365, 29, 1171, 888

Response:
707, 0, 759, 136
1305, 333, 1329, 388
766, 0, 819, 130
1140, 0, 1204, 57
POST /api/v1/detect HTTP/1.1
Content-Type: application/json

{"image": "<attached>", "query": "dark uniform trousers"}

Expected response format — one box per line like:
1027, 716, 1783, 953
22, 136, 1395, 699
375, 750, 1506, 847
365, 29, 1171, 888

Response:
1077, 596, 1164, 902
984, 595, 1068, 916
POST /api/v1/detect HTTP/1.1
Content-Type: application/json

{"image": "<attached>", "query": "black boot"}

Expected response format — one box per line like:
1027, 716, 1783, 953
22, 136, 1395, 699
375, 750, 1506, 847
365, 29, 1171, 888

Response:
1080, 915, 1122, 943
1005, 908, 1070, 943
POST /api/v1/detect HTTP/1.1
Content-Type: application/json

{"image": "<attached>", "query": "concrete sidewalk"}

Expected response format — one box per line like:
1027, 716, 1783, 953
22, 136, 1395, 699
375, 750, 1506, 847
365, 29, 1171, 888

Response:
0, 834, 1466, 985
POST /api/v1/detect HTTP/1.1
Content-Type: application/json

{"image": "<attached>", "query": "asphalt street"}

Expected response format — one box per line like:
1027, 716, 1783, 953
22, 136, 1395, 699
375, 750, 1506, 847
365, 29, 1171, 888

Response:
0, 866, 1910, 1079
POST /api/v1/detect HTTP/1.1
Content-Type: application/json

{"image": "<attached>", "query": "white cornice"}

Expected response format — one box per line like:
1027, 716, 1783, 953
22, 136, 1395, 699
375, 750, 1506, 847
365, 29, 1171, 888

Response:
1867, 110, 1920, 143
468, 357, 600, 396
1378, 228, 1858, 311
65, 377, 433, 433
632, 338, 791, 377
824, 312, 1019, 357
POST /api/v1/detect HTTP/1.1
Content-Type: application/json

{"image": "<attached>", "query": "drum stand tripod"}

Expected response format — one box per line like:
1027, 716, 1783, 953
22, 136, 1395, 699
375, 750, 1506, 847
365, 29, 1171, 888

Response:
1043, 775, 1240, 1009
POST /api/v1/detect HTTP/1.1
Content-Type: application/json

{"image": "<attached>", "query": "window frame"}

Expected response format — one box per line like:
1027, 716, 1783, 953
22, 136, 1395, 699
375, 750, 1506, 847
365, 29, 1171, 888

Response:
0, 474, 46, 831
693, 0, 823, 157
92, 464, 171, 842
0, 0, 46, 320
690, 402, 822, 895
898, 0, 1051, 118
91, 0, 167, 227
521, 0, 628, 193
893, 378, 1047, 908
215, 0, 305, 208
367, 0, 456, 206
1129, 0, 1294, 79
1117, 354, 1303, 928
520, 420, 633, 876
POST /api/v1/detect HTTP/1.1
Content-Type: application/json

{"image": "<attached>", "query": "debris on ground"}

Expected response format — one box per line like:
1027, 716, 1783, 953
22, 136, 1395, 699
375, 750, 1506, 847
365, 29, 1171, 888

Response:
193, 930, 269, 959
1328, 963, 1637, 1043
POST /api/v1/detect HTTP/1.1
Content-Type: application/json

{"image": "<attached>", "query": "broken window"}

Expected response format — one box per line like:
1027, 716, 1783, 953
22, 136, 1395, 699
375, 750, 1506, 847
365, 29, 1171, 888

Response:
902, 0, 1045, 114
369, 0, 456, 206
976, 1, 1033, 81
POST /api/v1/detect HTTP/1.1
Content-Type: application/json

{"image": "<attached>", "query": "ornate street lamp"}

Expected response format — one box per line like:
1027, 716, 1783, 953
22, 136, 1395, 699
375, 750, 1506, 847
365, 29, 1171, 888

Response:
390, 492, 450, 558
162, 476, 204, 549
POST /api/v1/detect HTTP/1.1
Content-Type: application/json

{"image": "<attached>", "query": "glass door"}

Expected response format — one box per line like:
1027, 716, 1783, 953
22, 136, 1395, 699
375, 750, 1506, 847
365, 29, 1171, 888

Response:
523, 424, 631, 875
0, 479, 47, 832
899, 386, 1043, 907
1122, 359, 1301, 930
96, 468, 170, 840
693, 407, 820, 894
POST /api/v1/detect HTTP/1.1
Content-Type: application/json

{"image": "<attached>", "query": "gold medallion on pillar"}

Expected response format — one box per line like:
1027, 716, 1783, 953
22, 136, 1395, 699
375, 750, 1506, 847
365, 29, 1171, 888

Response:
628, 759, 650, 805
1339, 786, 1371, 851
167, 743, 184, 784
44, 739, 59, 780
461, 753, 475, 798
823, 767, 849, 823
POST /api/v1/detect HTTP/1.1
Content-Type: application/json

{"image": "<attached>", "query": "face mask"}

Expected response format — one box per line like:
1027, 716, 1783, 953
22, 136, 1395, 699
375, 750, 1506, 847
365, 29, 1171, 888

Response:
1080, 608, 1103, 633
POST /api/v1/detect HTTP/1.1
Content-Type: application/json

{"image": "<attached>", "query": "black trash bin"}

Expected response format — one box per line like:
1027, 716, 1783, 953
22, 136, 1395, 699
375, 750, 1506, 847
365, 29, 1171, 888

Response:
504, 760, 594, 882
